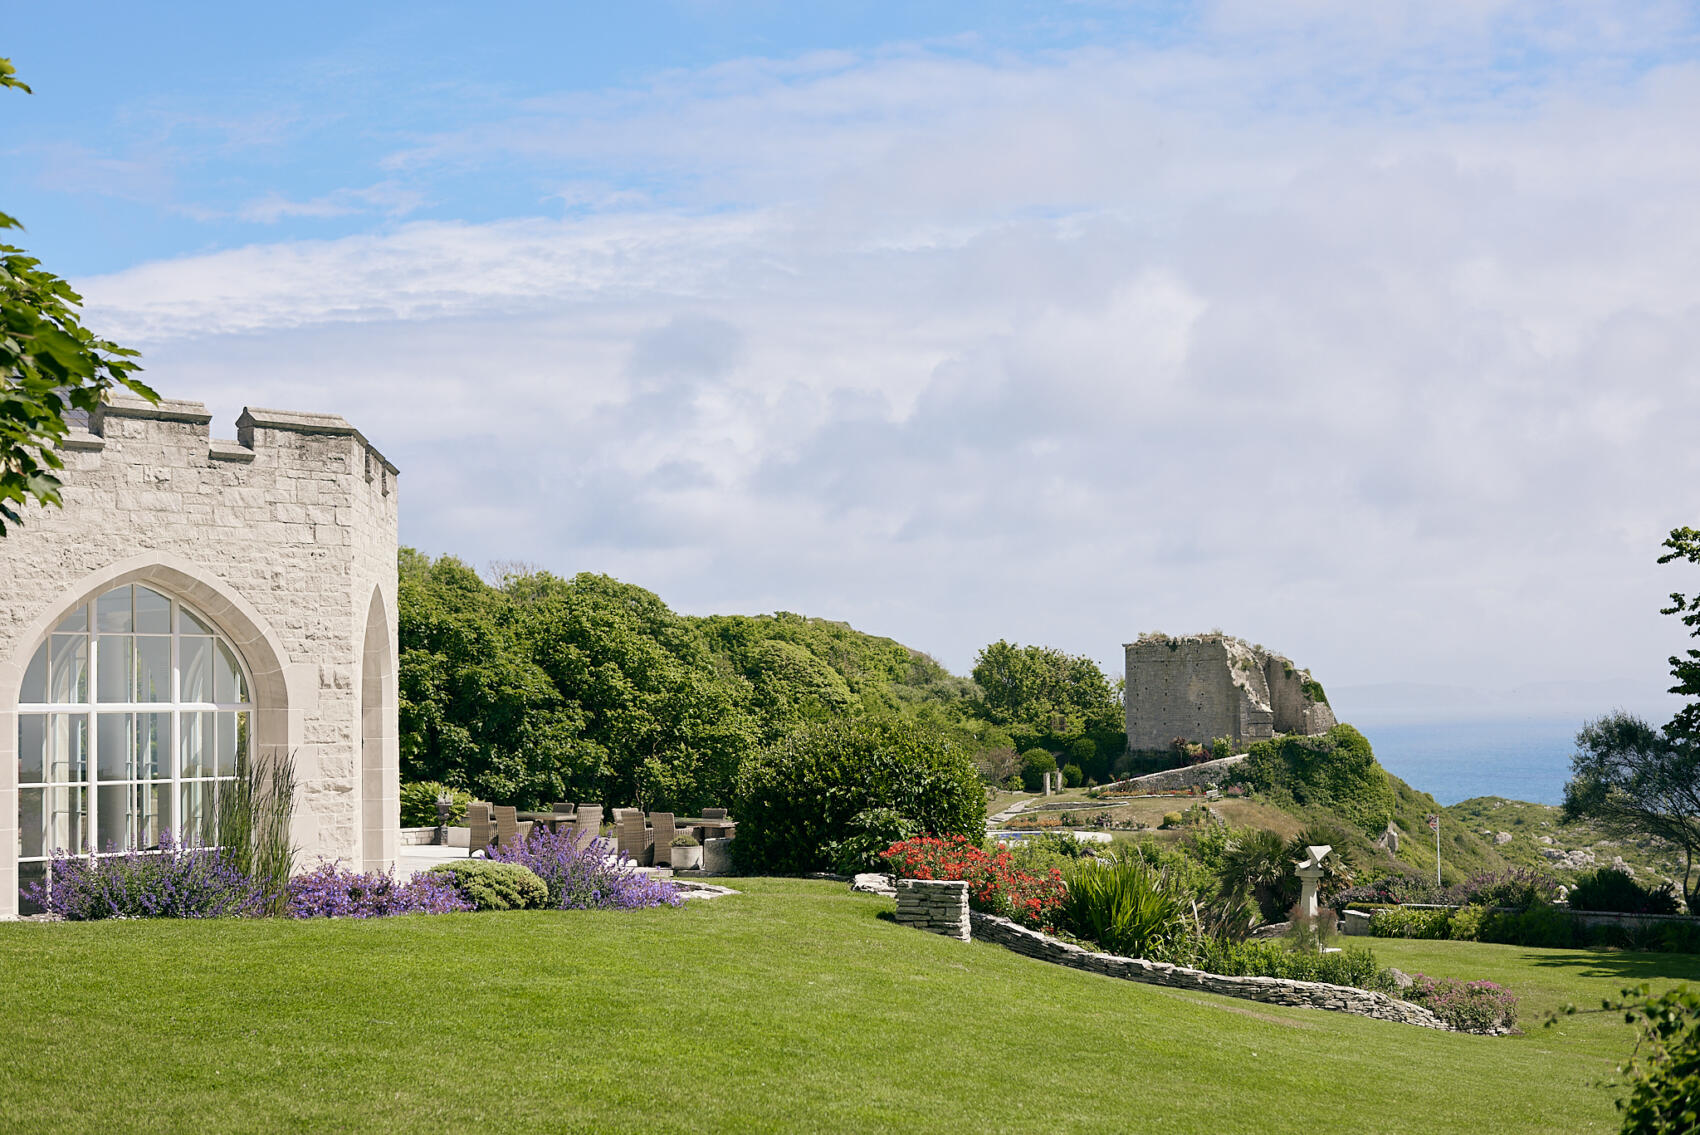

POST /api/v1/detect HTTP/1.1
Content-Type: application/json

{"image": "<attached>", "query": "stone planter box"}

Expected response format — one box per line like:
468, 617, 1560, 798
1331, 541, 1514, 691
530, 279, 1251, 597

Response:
671, 845, 703, 870
702, 837, 734, 874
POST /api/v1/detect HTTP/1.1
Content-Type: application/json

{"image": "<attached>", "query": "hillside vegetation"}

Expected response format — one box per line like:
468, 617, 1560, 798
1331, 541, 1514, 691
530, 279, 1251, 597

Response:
398, 551, 1123, 812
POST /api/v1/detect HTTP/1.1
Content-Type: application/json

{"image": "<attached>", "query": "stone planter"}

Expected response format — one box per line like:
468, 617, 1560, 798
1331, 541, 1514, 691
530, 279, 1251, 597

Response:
702, 837, 734, 874
672, 845, 703, 870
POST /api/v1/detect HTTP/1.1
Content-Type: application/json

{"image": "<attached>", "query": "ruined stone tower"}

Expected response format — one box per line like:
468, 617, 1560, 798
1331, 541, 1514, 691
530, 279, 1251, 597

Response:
1123, 633, 1335, 752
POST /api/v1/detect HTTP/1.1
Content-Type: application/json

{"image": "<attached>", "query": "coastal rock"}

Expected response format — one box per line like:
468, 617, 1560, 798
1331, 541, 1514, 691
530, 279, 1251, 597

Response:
1495, 832, 1512, 845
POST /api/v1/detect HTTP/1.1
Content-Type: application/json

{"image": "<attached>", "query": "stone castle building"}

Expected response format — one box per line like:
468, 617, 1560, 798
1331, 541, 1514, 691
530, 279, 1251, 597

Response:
1124, 633, 1335, 752
0, 395, 400, 918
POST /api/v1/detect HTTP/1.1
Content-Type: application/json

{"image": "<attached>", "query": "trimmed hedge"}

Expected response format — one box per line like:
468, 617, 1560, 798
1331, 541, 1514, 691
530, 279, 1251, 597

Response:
425, 860, 549, 911
734, 719, 986, 874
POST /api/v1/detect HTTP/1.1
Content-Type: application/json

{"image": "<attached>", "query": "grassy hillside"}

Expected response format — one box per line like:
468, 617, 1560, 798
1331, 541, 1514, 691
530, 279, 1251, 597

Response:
1, 878, 1693, 1133
1447, 796, 1686, 890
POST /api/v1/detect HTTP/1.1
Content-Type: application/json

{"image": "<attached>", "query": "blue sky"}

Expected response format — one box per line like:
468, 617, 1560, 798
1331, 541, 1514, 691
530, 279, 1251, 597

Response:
5, 2, 1700, 716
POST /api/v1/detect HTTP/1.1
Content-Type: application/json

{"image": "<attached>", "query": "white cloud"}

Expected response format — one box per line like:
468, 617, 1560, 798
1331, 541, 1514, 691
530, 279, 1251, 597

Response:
73, 5, 1700, 708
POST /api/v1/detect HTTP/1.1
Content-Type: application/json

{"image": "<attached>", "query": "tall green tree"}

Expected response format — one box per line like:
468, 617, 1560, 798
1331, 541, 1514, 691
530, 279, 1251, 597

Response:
1660, 526, 1700, 741
1, 57, 156, 534
1561, 528, 1700, 910
970, 640, 1121, 733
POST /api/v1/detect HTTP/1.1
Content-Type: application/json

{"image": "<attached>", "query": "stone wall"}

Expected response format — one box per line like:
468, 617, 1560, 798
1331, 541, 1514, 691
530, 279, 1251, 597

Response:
0, 396, 400, 918
1105, 753, 1247, 794
1124, 634, 1333, 751
968, 912, 1463, 1031
895, 878, 970, 940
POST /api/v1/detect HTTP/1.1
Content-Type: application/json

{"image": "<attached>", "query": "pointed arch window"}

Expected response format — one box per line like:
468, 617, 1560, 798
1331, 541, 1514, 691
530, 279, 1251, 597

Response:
16, 583, 251, 907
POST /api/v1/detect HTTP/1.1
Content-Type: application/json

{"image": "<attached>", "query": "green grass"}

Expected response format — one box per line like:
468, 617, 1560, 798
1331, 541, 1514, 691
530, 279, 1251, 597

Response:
1, 879, 1693, 1133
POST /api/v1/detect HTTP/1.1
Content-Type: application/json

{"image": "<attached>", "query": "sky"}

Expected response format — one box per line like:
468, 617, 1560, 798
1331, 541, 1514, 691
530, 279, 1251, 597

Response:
4, 1, 1699, 719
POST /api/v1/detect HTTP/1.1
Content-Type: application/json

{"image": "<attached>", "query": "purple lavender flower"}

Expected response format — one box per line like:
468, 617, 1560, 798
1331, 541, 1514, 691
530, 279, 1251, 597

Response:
487, 829, 682, 910
285, 861, 474, 918
25, 832, 268, 920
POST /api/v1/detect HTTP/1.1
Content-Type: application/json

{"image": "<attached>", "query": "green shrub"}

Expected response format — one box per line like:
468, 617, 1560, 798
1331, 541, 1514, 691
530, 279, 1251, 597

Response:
1062, 763, 1084, 788
1161, 811, 1184, 829
1369, 906, 1452, 939
1059, 857, 1188, 959
1448, 903, 1491, 941
400, 782, 470, 828
1232, 724, 1394, 835
425, 861, 548, 911
1020, 749, 1058, 792
824, 807, 918, 875
670, 834, 699, 848
1188, 938, 1385, 989
733, 719, 986, 874
1479, 900, 1575, 949
1569, 867, 1680, 915
1611, 985, 1700, 1133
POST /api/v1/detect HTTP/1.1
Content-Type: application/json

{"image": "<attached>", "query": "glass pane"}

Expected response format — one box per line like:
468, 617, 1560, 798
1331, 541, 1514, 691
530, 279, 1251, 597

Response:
137, 713, 170, 779
18, 787, 45, 858
44, 785, 87, 856
134, 587, 171, 634
46, 714, 88, 782
18, 715, 45, 783
180, 637, 213, 702
17, 861, 47, 917
177, 607, 213, 635
97, 636, 133, 703
180, 781, 217, 847
214, 641, 246, 703
97, 713, 134, 781
20, 641, 47, 703
137, 783, 167, 851
49, 634, 87, 703
55, 604, 88, 633
96, 586, 132, 633
216, 712, 249, 776
180, 711, 213, 777
135, 636, 171, 702
98, 784, 129, 853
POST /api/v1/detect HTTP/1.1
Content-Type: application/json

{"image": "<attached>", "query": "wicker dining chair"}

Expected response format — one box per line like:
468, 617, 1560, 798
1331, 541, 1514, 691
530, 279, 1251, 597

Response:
650, 811, 677, 867
467, 802, 496, 856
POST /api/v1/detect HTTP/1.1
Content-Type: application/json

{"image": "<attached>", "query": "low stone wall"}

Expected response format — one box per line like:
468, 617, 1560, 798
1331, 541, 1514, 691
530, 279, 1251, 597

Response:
399, 826, 469, 847
895, 879, 970, 941
1105, 754, 1247, 795
968, 912, 1460, 1032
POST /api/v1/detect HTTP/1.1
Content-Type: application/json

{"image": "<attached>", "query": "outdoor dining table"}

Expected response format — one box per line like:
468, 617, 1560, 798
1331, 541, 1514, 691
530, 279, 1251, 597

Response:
681, 818, 737, 842
516, 811, 580, 832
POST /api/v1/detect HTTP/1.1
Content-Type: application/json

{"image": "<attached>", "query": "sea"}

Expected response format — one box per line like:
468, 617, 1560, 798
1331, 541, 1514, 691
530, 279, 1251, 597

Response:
1353, 717, 1590, 806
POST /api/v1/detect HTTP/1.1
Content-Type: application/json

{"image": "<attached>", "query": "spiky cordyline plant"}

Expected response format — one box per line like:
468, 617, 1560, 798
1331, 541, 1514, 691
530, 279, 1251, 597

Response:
215, 746, 298, 916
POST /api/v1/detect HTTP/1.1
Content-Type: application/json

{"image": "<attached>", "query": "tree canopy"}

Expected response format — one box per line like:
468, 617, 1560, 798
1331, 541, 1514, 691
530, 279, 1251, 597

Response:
1, 57, 156, 534
970, 639, 1122, 734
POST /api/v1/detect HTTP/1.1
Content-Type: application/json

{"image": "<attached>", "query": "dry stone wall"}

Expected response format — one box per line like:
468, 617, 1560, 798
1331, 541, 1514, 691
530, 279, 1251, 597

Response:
968, 912, 1461, 1031
0, 396, 400, 918
895, 878, 970, 940
1124, 634, 1335, 751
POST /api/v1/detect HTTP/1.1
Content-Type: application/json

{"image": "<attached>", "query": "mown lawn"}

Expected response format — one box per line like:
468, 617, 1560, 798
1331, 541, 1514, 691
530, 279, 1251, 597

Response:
0, 879, 1691, 1134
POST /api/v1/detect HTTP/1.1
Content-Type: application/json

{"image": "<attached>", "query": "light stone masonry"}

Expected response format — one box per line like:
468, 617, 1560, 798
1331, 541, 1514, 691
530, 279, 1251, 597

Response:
0, 396, 400, 918
1123, 633, 1336, 752
894, 878, 970, 941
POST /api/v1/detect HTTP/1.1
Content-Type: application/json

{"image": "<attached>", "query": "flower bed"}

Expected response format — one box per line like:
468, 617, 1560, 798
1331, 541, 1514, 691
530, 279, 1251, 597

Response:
882, 835, 1064, 931
1404, 974, 1519, 1032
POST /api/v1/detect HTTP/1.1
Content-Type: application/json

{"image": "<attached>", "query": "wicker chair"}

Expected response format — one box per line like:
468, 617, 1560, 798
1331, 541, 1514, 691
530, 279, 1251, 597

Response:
493, 805, 533, 849
615, 808, 651, 864
467, 802, 496, 856
702, 807, 728, 820
571, 804, 603, 851
650, 811, 677, 867
551, 802, 575, 815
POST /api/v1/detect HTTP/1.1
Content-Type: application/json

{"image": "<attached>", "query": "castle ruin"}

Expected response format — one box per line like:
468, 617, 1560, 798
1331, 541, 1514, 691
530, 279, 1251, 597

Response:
1124, 633, 1335, 752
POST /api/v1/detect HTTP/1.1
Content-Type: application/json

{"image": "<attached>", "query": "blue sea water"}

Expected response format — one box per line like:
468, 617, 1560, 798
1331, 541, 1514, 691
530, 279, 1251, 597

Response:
1353, 717, 1589, 806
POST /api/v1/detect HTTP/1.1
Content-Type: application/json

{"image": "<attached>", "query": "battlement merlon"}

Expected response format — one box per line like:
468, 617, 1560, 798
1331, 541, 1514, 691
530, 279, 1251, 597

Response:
86, 395, 399, 478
